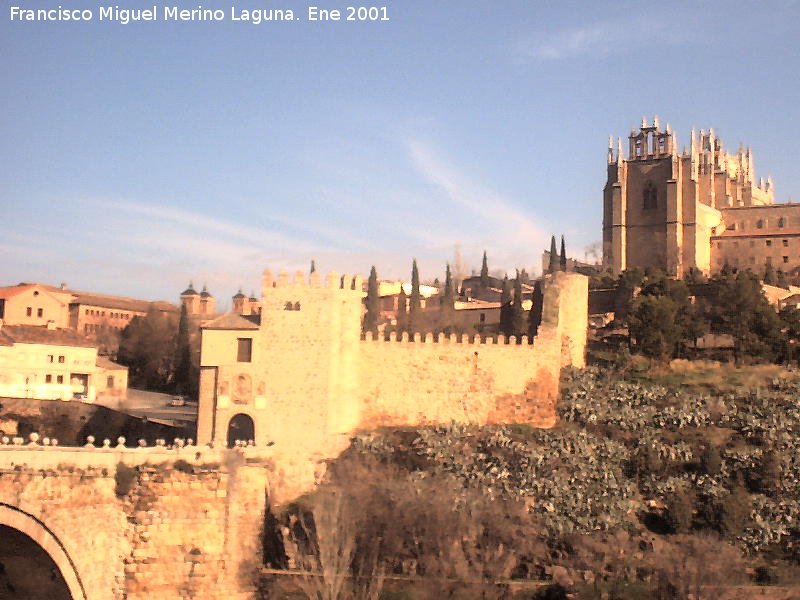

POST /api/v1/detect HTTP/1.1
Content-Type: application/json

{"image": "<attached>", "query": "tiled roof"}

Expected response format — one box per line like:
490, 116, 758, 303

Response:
1, 325, 96, 348
202, 313, 261, 330
0, 329, 14, 347
0, 283, 73, 301
71, 293, 176, 314
96, 356, 128, 370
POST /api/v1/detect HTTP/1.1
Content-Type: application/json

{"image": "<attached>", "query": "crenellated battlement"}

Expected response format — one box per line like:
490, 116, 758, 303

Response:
261, 268, 363, 294
362, 331, 538, 345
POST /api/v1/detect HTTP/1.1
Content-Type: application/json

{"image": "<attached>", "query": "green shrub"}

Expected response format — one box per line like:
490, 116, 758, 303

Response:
173, 459, 194, 474
700, 445, 721, 476
717, 485, 751, 538
665, 489, 694, 534
114, 462, 138, 499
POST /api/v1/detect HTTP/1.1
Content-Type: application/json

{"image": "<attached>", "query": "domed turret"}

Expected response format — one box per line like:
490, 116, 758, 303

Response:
199, 285, 215, 315
232, 288, 247, 314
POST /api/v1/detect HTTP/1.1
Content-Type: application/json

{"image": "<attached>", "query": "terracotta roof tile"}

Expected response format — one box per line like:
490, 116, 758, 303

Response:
1, 325, 96, 348
202, 313, 261, 330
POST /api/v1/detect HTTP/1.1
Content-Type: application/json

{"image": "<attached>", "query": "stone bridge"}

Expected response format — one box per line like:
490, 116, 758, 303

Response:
0, 435, 283, 599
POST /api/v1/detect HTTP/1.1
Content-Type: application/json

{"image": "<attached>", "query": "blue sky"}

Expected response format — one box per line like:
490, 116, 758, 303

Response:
3, 1, 800, 306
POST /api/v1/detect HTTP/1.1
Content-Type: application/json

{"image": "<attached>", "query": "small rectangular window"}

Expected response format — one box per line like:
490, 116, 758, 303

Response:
37, 308, 43, 317
783, 240, 789, 247
107, 376, 114, 388
58, 355, 65, 363
784, 256, 789, 263
766, 240, 772, 247
56, 375, 63, 384
479, 313, 486, 323
237, 338, 253, 362
26, 307, 32, 316
48, 355, 54, 363
45, 374, 52, 383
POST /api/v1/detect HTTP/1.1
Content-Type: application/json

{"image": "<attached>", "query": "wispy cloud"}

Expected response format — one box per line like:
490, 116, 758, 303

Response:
406, 138, 547, 270
516, 18, 686, 61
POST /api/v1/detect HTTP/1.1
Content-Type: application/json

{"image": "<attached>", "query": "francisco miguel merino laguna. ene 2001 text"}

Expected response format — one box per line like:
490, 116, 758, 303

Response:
9, 5, 391, 24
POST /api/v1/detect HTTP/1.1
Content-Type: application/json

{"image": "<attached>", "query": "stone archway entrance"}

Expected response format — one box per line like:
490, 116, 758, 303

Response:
227, 413, 255, 448
0, 505, 85, 600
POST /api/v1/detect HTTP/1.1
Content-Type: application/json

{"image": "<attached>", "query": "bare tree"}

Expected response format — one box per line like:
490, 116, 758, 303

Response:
288, 489, 384, 600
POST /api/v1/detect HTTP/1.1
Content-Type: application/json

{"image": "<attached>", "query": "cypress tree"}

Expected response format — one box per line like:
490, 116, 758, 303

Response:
548, 236, 558, 273
480, 251, 489, 288
310, 259, 316, 274
409, 259, 421, 334
443, 264, 454, 305
512, 271, 527, 339
499, 275, 512, 336
528, 279, 543, 337
763, 260, 778, 286
174, 303, 192, 395
363, 266, 379, 335
396, 285, 408, 336
441, 263, 455, 333
560, 235, 568, 271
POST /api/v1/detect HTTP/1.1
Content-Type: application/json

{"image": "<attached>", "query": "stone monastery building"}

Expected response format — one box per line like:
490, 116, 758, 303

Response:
603, 117, 800, 278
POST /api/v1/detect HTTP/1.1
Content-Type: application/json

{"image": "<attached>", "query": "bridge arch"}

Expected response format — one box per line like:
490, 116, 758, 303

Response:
0, 503, 87, 600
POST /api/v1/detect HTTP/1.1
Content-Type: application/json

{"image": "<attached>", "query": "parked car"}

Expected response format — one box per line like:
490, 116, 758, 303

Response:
167, 395, 186, 407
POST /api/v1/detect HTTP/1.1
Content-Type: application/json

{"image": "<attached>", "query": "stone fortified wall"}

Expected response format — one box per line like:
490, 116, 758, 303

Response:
197, 269, 589, 498
0, 438, 270, 600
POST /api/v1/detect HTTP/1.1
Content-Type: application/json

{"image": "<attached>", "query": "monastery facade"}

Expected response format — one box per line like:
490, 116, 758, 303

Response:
603, 117, 800, 278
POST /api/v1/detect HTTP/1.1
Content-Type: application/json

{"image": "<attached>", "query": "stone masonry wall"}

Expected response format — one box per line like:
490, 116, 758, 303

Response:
0, 465, 129, 600
0, 444, 270, 600
357, 327, 561, 429
123, 455, 267, 600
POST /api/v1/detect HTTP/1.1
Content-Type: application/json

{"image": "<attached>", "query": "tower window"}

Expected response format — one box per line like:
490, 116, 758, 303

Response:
643, 182, 658, 210
779, 218, 786, 228
237, 338, 253, 362
766, 240, 772, 247
756, 219, 764, 229
783, 256, 789, 263
783, 240, 789, 247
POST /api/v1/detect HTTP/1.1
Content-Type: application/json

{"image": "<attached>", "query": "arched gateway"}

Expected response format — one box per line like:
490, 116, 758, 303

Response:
227, 413, 255, 447
0, 504, 86, 600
